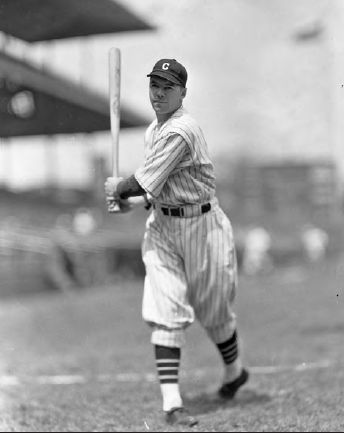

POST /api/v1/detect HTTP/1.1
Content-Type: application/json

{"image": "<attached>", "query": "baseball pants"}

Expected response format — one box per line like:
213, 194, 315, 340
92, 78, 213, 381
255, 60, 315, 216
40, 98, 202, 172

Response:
141, 198, 238, 348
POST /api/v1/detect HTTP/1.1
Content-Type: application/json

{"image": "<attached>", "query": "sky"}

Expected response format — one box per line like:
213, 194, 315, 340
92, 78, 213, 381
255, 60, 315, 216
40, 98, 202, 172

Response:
0, 0, 343, 190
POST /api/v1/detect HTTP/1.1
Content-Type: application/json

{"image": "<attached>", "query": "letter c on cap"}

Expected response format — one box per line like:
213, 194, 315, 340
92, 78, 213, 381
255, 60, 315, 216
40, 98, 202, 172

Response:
162, 63, 170, 70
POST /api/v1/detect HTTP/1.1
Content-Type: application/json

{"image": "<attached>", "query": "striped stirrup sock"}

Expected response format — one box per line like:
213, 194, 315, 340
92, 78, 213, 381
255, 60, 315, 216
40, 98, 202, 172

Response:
216, 330, 239, 365
154, 345, 183, 411
155, 345, 180, 384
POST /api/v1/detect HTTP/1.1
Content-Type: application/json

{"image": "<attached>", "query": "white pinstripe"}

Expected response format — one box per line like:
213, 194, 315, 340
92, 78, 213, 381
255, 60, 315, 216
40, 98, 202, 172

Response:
136, 106, 238, 348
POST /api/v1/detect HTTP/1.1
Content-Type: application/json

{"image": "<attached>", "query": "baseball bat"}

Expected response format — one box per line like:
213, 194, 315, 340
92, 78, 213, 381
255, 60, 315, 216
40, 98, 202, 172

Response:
107, 47, 121, 212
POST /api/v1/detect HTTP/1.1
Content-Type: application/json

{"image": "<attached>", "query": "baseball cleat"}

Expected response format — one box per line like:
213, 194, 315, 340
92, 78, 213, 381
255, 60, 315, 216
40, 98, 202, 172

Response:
164, 407, 199, 427
218, 368, 249, 399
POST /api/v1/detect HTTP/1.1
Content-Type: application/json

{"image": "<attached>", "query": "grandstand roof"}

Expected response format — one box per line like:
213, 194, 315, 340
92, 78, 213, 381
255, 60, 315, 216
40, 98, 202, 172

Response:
0, 0, 154, 42
0, 51, 148, 137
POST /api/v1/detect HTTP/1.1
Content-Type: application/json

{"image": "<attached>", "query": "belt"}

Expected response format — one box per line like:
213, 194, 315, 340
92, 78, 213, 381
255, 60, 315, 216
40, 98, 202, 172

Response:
158, 202, 211, 217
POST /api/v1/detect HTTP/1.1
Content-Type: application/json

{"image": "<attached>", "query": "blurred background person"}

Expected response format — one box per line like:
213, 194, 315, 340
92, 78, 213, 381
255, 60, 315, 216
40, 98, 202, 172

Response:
301, 224, 329, 263
242, 225, 273, 275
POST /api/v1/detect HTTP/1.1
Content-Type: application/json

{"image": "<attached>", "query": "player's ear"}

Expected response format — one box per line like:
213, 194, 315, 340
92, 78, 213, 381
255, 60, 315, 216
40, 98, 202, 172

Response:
181, 87, 187, 98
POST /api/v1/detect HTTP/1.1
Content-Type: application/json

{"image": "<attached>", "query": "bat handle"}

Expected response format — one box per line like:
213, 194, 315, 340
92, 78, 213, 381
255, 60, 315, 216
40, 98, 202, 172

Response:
106, 195, 121, 213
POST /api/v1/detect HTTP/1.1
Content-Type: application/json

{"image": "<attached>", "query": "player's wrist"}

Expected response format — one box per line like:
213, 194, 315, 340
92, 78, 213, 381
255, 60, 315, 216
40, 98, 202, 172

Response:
117, 179, 127, 199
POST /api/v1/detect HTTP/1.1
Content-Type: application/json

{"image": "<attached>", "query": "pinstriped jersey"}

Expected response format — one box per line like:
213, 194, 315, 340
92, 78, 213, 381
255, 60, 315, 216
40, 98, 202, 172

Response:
135, 106, 216, 206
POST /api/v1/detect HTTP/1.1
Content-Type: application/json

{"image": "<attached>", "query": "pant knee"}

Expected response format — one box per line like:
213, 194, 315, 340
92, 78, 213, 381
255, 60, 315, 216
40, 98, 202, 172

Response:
205, 320, 237, 345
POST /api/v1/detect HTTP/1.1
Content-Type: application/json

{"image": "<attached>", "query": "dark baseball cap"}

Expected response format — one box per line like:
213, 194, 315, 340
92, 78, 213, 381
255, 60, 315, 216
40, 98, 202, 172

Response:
147, 59, 188, 87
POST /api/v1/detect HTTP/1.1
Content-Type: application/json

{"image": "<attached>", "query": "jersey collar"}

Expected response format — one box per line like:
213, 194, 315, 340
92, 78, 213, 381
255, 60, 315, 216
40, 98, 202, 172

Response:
155, 105, 186, 129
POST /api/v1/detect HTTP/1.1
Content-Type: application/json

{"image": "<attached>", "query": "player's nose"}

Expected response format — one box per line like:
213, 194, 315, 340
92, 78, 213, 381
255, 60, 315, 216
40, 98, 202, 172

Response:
155, 88, 165, 98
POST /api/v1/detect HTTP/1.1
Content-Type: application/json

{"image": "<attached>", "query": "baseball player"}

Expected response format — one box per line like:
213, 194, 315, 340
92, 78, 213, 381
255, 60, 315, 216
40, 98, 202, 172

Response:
105, 58, 249, 427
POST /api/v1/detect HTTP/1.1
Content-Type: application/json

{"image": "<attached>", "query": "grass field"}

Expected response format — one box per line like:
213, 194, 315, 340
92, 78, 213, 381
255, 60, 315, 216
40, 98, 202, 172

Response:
0, 255, 343, 432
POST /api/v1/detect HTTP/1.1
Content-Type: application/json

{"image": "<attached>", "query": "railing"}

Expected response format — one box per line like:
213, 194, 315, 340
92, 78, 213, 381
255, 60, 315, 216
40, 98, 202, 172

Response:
0, 225, 144, 296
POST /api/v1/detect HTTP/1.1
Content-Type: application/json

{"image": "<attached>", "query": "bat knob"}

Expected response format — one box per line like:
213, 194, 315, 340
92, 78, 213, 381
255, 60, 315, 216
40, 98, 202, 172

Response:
107, 197, 121, 213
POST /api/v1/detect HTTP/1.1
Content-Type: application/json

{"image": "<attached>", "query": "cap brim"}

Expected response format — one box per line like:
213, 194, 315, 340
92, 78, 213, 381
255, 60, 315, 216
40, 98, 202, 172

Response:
147, 71, 183, 86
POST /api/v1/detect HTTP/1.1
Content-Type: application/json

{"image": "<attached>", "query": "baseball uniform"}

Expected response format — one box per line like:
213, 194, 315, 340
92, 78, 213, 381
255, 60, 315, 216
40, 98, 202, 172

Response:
135, 105, 238, 348
106, 59, 248, 424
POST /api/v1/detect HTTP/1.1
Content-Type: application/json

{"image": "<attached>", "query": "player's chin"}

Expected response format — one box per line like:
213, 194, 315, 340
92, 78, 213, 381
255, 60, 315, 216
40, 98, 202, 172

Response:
152, 102, 163, 111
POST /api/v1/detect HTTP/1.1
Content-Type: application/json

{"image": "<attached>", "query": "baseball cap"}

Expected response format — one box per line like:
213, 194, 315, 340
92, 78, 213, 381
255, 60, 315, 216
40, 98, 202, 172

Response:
147, 59, 188, 87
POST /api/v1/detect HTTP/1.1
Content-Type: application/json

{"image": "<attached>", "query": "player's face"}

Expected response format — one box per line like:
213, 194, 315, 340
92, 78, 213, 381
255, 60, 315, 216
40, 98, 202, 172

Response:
149, 76, 186, 122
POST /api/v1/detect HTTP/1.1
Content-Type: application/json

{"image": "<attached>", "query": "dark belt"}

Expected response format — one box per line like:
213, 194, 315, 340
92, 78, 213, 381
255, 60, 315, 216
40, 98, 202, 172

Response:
160, 202, 211, 217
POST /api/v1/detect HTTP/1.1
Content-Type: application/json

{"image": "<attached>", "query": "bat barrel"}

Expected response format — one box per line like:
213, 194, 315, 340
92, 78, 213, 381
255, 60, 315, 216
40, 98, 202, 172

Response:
107, 47, 121, 213
108, 47, 121, 178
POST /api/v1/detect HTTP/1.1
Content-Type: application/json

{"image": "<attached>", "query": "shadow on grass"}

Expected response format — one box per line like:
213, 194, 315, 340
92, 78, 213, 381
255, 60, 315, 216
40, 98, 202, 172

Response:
183, 388, 272, 416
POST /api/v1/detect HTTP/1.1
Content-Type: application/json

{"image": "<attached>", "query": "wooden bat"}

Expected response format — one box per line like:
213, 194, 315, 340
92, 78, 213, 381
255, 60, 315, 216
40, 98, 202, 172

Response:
107, 47, 121, 212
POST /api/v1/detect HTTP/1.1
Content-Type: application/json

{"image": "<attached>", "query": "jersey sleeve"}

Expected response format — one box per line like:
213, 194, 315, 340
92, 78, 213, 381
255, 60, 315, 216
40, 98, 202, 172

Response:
135, 132, 187, 198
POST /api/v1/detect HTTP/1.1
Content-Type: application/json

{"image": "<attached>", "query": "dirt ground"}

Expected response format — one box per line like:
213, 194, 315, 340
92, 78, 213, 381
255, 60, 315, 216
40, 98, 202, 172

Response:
0, 253, 343, 431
